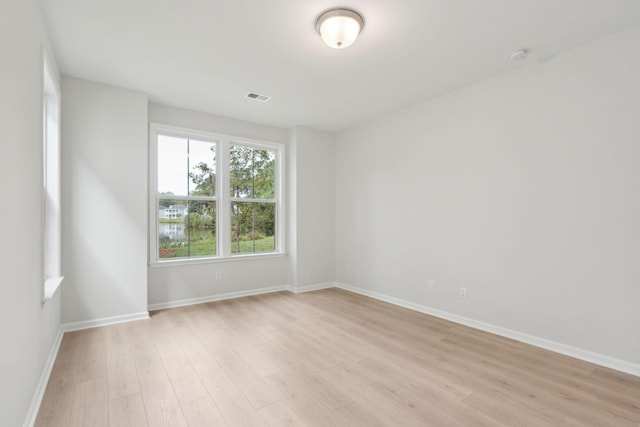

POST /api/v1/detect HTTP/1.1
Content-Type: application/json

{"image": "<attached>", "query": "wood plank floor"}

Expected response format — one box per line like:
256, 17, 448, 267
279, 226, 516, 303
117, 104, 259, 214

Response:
35, 288, 640, 426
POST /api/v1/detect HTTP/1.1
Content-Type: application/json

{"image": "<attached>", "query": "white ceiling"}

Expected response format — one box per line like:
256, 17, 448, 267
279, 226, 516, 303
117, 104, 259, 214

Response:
41, 0, 640, 131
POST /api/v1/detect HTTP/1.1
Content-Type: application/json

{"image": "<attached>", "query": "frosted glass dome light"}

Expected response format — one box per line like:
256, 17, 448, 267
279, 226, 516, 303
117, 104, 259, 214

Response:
316, 9, 364, 49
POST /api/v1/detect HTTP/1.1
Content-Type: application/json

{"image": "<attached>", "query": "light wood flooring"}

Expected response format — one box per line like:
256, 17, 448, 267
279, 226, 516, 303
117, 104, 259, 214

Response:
36, 288, 640, 426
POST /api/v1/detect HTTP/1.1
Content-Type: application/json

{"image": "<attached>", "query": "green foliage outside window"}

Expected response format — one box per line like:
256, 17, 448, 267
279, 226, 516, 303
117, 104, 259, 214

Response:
171, 143, 276, 256
229, 145, 276, 253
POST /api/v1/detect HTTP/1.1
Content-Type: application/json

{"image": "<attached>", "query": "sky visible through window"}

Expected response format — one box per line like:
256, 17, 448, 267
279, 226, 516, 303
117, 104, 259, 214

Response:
157, 135, 216, 196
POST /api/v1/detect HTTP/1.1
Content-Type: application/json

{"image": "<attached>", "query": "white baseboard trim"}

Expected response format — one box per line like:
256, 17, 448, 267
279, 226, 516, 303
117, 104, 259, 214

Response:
148, 285, 290, 311
288, 282, 336, 294
23, 327, 64, 427
148, 282, 337, 310
62, 311, 150, 332
335, 282, 640, 378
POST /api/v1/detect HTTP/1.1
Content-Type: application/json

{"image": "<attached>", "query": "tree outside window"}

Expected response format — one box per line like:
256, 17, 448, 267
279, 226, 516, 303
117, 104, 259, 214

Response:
152, 126, 282, 262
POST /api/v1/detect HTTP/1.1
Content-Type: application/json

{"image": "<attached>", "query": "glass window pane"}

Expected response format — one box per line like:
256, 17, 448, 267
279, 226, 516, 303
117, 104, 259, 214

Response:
189, 139, 216, 196
231, 202, 275, 254
158, 200, 187, 259
158, 135, 188, 196
158, 200, 216, 258
230, 145, 252, 198
254, 149, 275, 199
230, 145, 275, 199
188, 200, 216, 257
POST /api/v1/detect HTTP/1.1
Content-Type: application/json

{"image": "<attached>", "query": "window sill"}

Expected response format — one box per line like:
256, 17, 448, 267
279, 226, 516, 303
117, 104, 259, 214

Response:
149, 252, 287, 268
44, 276, 64, 302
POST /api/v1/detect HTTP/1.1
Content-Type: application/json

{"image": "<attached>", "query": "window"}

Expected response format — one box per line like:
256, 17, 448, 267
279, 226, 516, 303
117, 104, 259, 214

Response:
150, 124, 283, 263
43, 58, 63, 300
230, 144, 277, 254
156, 135, 217, 259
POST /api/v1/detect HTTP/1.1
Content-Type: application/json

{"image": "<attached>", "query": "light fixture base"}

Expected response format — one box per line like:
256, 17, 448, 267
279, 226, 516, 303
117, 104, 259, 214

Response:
315, 8, 364, 49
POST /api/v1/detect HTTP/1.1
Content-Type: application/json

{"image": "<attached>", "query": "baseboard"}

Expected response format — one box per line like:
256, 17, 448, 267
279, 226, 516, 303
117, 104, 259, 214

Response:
288, 282, 336, 294
148, 285, 290, 311
335, 282, 640, 378
148, 282, 337, 310
62, 311, 150, 332
23, 327, 64, 427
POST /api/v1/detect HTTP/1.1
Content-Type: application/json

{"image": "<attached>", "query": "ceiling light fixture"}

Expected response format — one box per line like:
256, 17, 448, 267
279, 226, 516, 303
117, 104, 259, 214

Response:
315, 8, 364, 49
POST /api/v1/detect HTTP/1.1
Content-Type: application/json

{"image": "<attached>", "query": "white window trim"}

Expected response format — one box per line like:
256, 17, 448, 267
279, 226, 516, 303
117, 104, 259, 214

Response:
43, 56, 64, 301
149, 123, 285, 265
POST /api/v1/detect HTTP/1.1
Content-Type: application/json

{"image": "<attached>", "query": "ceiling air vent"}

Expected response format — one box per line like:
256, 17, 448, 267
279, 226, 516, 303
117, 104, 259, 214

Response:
245, 92, 271, 102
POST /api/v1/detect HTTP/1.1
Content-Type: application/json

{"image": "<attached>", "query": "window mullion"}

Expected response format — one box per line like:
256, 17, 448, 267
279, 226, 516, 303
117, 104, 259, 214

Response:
158, 195, 215, 202
220, 139, 231, 257
186, 140, 191, 257
229, 197, 276, 203
214, 140, 222, 258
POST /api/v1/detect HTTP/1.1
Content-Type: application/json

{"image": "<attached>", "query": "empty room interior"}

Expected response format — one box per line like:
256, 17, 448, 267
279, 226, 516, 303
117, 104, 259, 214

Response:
3, 0, 640, 426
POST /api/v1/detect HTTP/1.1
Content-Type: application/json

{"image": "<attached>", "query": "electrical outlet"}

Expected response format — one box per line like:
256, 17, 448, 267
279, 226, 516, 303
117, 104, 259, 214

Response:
215, 271, 223, 281
428, 280, 436, 292
459, 287, 467, 298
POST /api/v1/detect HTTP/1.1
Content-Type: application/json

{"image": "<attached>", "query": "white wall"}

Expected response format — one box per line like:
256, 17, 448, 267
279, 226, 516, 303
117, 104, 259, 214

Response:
62, 77, 148, 323
149, 102, 289, 142
147, 104, 290, 306
290, 127, 336, 288
147, 106, 337, 305
0, 1, 63, 425
335, 25, 640, 366
287, 129, 299, 289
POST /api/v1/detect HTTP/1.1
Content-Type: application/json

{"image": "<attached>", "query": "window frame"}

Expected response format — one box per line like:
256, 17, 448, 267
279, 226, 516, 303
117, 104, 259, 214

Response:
43, 57, 64, 301
149, 123, 285, 265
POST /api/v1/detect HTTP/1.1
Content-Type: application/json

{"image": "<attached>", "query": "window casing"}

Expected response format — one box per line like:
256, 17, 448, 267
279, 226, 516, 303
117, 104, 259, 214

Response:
149, 124, 284, 264
43, 58, 63, 300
